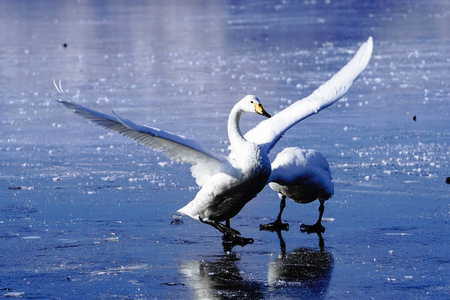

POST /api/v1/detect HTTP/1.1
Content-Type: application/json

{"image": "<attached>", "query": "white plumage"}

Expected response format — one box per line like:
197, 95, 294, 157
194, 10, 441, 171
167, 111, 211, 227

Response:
260, 148, 333, 233
54, 37, 372, 243
54, 92, 271, 242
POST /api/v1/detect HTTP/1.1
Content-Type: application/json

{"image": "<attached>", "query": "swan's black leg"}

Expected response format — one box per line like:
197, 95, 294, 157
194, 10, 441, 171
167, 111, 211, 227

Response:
199, 217, 241, 236
260, 196, 289, 232
300, 199, 326, 234
317, 231, 325, 251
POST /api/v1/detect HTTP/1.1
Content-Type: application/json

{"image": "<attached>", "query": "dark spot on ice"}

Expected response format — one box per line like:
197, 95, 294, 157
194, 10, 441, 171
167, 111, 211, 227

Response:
176, 239, 197, 245
8, 186, 34, 190
55, 244, 81, 249
2, 204, 38, 216
171, 219, 184, 225
63, 43, 68, 48
171, 214, 184, 225
163, 282, 185, 287
446, 177, 450, 184
413, 115, 416, 121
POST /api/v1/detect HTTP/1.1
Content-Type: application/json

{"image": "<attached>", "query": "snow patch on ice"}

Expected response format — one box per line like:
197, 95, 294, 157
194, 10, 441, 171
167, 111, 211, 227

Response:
4, 292, 25, 298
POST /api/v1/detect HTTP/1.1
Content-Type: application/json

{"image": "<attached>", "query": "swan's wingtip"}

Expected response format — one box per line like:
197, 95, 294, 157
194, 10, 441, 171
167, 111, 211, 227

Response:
355, 36, 373, 69
366, 36, 373, 50
52, 79, 64, 94
52, 79, 72, 105
363, 37, 373, 56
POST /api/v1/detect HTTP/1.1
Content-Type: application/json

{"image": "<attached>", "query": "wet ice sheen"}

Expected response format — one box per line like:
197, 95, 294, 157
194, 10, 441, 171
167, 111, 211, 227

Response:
1, 0, 449, 299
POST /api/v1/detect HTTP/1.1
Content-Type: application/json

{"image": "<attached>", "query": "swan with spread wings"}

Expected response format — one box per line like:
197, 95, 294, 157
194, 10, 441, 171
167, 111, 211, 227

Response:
54, 37, 372, 244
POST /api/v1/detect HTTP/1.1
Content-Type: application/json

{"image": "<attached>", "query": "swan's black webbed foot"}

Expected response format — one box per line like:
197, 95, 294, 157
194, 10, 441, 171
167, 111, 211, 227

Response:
300, 222, 325, 234
259, 219, 289, 232
301, 200, 326, 234
260, 196, 289, 232
222, 234, 254, 251
199, 217, 253, 250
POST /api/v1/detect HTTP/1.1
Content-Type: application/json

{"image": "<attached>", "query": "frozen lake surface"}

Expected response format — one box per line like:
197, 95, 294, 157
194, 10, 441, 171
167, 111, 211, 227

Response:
1, 1, 449, 298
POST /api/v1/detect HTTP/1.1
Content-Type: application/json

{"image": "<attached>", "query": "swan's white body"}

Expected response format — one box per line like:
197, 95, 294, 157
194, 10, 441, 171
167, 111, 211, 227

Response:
260, 147, 334, 233
54, 37, 373, 237
269, 148, 333, 205
177, 100, 271, 222
259, 147, 334, 233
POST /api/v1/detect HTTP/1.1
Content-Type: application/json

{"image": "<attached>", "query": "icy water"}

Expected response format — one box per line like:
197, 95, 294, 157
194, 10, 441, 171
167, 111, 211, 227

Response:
1, 1, 449, 299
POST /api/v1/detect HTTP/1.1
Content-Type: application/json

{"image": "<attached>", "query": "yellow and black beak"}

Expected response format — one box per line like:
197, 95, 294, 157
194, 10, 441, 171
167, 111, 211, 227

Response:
255, 103, 271, 118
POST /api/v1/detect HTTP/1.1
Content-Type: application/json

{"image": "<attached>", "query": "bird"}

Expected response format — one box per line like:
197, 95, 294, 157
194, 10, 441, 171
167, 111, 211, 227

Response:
53, 36, 372, 244
260, 148, 334, 233
54, 89, 271, 245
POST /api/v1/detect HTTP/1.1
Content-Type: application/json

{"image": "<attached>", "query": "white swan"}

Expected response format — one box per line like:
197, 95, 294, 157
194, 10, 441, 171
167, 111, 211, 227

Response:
260, 148, 334, 233
53, 36, 372, 243
54, 90, 271, 243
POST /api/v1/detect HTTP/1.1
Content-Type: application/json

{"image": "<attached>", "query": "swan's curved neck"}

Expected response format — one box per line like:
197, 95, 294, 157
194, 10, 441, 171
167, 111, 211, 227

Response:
228, 105, 247, 150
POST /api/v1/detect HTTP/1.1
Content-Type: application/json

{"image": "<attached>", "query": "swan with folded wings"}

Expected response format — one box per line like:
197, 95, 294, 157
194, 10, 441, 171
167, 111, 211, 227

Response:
260, 148, 333, 233
54, 37, 372, 245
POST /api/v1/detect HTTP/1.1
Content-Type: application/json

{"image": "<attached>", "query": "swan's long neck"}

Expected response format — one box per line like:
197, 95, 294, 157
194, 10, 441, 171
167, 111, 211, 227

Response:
228, 104, 247, 151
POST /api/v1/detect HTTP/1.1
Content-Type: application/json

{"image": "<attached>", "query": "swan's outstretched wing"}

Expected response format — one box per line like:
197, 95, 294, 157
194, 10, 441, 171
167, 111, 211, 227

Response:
244, 37, 373, 153
54, 82, 228, 185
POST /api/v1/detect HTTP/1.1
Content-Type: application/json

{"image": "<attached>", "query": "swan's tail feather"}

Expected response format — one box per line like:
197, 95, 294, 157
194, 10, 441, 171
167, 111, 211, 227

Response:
177, 204, 200, 221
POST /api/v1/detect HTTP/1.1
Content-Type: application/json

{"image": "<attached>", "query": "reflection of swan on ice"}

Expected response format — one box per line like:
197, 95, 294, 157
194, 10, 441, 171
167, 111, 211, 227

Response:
179, 254, 263, 299
260, 148, 333, 233
268, 231, 333, 296
54, 36, 372, 245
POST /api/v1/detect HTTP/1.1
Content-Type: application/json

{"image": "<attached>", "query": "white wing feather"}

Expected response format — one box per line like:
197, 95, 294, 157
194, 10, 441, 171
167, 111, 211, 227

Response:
244, 36, 373, 152
53, 85, 228, 186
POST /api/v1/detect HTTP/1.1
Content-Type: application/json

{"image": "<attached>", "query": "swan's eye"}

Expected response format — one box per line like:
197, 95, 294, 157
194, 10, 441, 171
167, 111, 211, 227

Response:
250, 101, 254, 103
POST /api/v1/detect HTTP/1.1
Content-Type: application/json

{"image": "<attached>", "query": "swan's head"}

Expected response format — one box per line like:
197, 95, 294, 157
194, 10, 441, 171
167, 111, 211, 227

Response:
239, 95, 271, 118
